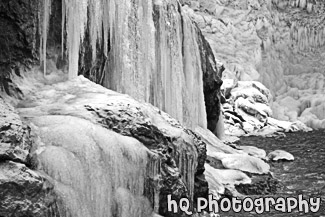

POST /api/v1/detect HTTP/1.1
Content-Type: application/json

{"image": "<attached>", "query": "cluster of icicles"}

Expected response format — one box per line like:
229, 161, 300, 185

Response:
290, 23, 325, 50
36, 1, 216, 215
40, 0, 114, 78
272, 0, 315, 12
39, 0, 209, 130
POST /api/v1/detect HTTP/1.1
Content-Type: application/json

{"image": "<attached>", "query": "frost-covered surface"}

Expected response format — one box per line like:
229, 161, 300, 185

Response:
272, 81, 325, 129
195, 126, 274, 199
1, 70, 215, 217
221, 80, 311, 136
183, 0, 325, 129
267, 149, 295, 161
236, 145, 267, 159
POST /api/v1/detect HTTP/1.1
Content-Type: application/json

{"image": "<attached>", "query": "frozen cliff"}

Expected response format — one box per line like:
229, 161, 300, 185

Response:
0, 70, 209, 217
183, 0, 325, 129
41, 0, 224, 132
0, 0, 224, 133
0, 0, 225, 216
0, 70, 275, 217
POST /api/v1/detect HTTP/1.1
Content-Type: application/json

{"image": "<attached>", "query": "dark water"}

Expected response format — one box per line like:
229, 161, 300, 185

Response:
222, 130, 325, 217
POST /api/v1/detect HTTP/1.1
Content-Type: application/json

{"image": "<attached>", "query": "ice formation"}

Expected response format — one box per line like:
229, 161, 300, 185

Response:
185, 0, 325, 129
7, 69, 204, 216
40, 0, 52, 76
41, 0, 208, 130
34, 116, 153, 217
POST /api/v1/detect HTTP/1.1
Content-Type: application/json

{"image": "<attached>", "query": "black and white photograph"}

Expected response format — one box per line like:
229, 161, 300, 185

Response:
0, 0, 324, 216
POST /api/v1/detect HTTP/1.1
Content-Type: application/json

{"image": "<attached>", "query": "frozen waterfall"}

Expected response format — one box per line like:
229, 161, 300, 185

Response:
41, 0, 209, 130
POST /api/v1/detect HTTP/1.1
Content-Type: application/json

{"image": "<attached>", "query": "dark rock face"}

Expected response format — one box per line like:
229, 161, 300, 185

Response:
0, 161, 58, 217
235, 174, 279, 195
0, 0, 40, 95
0, 0, 40, 67
0, 97, 32, 165
195, 24, 224, 132
0, 98, 60, 217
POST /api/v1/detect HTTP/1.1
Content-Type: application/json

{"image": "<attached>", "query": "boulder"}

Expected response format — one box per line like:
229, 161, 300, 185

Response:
267, 150, 295, 161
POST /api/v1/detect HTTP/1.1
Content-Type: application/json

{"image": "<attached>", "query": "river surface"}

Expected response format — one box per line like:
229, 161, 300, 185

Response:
222, 130, 325, 217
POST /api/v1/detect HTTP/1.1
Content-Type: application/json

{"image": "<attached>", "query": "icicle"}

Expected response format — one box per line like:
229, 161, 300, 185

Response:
35, 116, 154, 217
61, 0, 65, 57
64, 0, 88, 78
299, 0, 306, 8
56, 0, 207, 128
307, 2, 313, 13
41, 0, 51, 76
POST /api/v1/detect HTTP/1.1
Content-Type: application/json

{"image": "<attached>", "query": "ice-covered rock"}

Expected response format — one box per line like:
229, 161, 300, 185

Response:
1, 70, 211, 217
222, 80, 273, 135
220, 153, 270, 174
204, 165, 226, 196
196, 126, 270, 174
195, 126, 272, 199
267, 117, 312, 132
195, 127, 242, 155
267, 150, 295, 162
205, 164, 251, 188
236, 146, 267, 159
220, 80, 311, 136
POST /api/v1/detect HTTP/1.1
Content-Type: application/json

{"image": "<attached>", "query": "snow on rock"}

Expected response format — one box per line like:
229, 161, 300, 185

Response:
195, 127, 243, 155
222, 80, 271, 135
195, 126, 271, 198
267, 150, 295, 162
205, 164, 252, 186
236, 146, 267, 159
217, 153, 270, 175
5, 70, 210, 217
221, 79, 311, 136
267, 117, 312, 132
205, 164, 251, 195
196, 125, 270, 178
